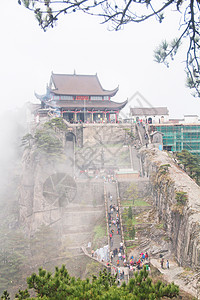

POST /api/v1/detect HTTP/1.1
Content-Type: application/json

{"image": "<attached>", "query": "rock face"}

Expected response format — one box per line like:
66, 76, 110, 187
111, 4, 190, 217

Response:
19, 137, 105, 254
19, 120, 135, 246
20, 117, 200, 270
118, 180, 150, 201
140, 146, 200, 268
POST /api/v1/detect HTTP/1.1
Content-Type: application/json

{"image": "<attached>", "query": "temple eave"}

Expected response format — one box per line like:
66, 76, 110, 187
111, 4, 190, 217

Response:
46, 99, 127, 111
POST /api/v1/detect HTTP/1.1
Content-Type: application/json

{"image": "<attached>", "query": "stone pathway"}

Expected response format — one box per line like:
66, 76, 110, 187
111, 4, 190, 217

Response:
105, 181, 130, 283
137, 123, 148, 146
150, 258, 197, 298
105, 182, 123, 265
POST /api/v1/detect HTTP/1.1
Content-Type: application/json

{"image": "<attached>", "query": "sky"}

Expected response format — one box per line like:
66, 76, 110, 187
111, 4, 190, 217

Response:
1, 0, 200, 118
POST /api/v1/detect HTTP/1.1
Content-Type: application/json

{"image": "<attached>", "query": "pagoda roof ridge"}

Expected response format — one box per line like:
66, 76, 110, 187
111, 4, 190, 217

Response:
49, 73, 119, 97
109, 99, 127, 105
94, 73, 119, 94
34, 91, 49, 101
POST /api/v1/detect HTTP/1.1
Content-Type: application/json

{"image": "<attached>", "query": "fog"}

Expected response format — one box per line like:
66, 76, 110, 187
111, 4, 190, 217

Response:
0, 0, 200, 296
1, 0, 200, 118
0, 108, 27, 192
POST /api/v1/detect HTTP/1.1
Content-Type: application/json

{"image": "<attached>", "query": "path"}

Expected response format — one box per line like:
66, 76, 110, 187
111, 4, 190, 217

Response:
150, 258, 197, 298
105, 182, 123, 264
105, 181, 129, 283
136, 122, 149, 147
104, 178, 198, 296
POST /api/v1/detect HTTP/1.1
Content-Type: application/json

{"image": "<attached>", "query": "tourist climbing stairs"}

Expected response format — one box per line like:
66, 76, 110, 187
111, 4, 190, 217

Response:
104, 181, 129, 284
136, 122, 150, 146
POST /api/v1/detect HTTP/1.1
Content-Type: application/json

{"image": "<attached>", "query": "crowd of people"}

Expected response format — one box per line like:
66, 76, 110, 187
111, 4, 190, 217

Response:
89, 183, 171, 286
128, 252, 150, 271
108, 193, 122, 249
107, 190, 151, 274
110, 242, 125, 266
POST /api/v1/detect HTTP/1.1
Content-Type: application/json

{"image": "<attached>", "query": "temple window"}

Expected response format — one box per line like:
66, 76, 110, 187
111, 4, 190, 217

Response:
90, 96, 103, 100
60, 96, 73, 100
52, 96, 60, 100
51, 95, 73, 100
104, 96, 109, 100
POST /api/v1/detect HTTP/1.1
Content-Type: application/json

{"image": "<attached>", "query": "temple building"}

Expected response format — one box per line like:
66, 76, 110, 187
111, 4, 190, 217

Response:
35, 73, 127, 123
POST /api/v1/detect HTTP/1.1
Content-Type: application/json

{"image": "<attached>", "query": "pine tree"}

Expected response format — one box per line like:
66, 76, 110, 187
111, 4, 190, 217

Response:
176, 150, 200, 185
2, 265, 179, 299
128, 206, 132, 219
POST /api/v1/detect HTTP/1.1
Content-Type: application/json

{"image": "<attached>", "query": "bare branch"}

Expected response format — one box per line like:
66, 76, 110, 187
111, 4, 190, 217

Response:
20, 0, 200, 96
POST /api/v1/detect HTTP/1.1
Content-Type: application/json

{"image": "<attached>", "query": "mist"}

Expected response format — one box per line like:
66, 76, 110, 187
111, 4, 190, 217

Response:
0, 107, 27, 193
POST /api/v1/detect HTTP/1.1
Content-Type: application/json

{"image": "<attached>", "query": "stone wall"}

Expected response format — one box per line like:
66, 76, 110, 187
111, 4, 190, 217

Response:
83, 124, 135, 146
65, 123, 135, 148
19, 147, 105, 249
140, 146, 200, 269
19, 122, 136, 240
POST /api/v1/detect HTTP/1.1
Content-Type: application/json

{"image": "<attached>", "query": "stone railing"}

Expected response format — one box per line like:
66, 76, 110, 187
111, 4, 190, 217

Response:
81, 246, 108, 267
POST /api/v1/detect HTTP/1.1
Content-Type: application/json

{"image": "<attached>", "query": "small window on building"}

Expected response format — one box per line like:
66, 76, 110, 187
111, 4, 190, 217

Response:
91, 96, 103, 100
60, 96, 73, 100
52, 96, 60, 100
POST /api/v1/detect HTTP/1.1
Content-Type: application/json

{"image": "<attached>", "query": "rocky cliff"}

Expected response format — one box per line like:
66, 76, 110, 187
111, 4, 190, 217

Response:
140, 146, 200, 269
19, 120, 105, 253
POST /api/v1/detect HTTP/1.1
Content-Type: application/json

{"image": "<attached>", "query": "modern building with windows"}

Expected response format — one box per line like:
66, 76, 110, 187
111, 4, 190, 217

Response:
149, 123, 200, 154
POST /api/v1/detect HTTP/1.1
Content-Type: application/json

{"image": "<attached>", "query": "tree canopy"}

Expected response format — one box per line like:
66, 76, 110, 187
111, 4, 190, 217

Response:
19, 0, 200, 96
21, 118, 66, 157
1, 265, 179, 299
176, 149, 200, 184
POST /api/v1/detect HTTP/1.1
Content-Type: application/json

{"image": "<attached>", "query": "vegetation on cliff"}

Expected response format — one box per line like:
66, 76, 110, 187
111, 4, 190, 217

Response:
150, 164, 174, 201
21, 118, 68, 158
2, 265, 179, 299
176, 150, 200, 185
0, 228, 28, 294
0, 222, 62, 297
34, 129, 63, 156
171, 191, 188, 215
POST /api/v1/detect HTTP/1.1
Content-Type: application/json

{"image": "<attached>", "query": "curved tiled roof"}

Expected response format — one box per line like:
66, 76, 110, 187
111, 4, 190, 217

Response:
130, 107, 169, 116
47, 99, 128, 111
50, 73, 119, 97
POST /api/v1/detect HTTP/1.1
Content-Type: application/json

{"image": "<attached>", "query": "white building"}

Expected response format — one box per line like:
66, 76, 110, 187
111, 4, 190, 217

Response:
130, 107, 169, 124
183, 115, 199, 124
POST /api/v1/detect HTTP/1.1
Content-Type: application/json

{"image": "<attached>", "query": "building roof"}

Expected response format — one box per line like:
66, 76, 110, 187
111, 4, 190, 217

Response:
47, 99, 128, 111
116, 169, 138, 174
169, 119, 184, 123
130, 107, 169, 116
49, 73, 119, 97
